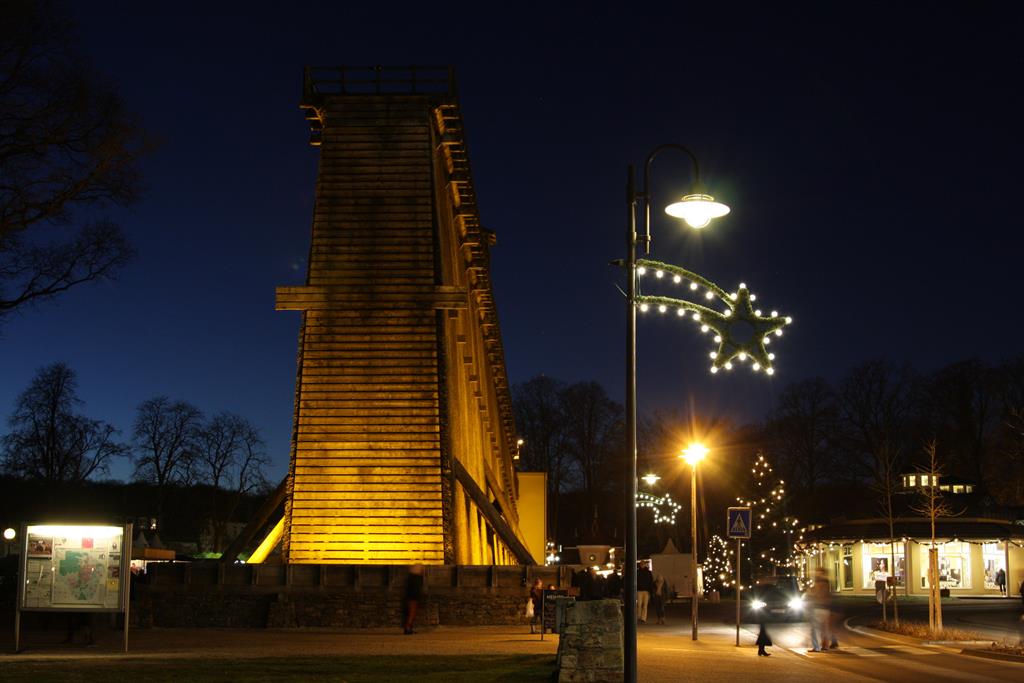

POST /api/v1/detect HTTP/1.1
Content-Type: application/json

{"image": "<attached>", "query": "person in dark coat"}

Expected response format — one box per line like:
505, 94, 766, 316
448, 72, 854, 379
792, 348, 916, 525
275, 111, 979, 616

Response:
402, 564, 424, 634
579, 568, 596, 600
637, 563, 655, 624
529, 579, 543, 633
756, 617, 773, 656
606, 571, 623, 601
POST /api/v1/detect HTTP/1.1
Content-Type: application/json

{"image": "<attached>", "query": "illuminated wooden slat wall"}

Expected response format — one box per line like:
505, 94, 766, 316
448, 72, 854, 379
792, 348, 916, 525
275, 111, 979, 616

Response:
277, 68, 530, 565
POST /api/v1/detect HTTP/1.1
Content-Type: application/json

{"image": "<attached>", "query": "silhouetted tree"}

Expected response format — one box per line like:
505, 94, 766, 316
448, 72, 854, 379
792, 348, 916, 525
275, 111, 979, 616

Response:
560, 381, 623, 516
917, 360, 999, 486
512, 375, 571, 541
0, 0, 145, 322
132, 397, 202, 526
994, 405, 1024, 506
836, 360, 915, 486
1, 362, 125, 482
766, 377, 839, 495
194, 412, 270, 551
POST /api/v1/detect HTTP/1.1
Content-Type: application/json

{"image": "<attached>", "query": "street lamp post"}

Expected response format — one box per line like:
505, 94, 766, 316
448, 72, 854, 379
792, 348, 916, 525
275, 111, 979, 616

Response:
682, 443, 709, 640
3, 527, 15, 557
623, 146, 729, 683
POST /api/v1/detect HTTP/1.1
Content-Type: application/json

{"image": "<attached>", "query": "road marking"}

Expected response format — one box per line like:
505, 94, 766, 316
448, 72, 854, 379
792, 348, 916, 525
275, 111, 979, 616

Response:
858, 651, 1006, 682
785, 645, 939, 658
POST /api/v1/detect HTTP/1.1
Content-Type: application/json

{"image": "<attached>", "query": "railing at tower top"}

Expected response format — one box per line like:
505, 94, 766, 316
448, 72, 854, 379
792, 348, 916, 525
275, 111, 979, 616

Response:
303, 65, 456, 98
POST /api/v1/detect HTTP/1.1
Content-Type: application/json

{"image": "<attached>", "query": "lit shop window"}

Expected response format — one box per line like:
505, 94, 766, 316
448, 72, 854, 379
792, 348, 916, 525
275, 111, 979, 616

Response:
920, 542, 971, 589
862, 543, 905, 588
982, 542, 1007, 590
841, 544, 854, 589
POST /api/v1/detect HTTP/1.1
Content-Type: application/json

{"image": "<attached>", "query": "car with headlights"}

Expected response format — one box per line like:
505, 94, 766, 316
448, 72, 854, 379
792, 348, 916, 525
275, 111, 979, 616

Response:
747, 579, 805, 622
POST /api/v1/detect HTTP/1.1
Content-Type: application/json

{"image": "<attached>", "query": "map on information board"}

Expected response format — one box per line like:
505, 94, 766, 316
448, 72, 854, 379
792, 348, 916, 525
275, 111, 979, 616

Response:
52, 548, 107, 605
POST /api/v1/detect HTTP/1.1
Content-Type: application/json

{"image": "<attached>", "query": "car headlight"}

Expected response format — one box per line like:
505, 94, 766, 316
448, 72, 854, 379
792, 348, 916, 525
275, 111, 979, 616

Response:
788, 597, 803, 611
751, 599, 766, 610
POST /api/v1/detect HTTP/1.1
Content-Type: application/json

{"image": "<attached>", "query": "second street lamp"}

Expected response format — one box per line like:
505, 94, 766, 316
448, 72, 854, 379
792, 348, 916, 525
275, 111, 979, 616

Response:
681, 443, 708, 641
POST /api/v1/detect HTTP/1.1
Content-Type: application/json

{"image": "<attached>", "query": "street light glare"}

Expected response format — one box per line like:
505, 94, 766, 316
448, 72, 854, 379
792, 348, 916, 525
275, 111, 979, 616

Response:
681, 443, 709, 465
664, 193, 730, 228
641, 472, 661, 487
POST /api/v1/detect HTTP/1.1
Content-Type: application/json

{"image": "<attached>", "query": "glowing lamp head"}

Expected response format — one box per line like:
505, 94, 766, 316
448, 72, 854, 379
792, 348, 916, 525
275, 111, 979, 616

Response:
664, 193, 730, 229
681, 443, 709, 466
3, 528, 14, 541
641, 472, 661, 487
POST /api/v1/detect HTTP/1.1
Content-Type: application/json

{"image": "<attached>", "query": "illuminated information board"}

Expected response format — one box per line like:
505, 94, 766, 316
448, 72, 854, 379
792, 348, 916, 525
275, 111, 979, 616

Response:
15, 523, 133, 652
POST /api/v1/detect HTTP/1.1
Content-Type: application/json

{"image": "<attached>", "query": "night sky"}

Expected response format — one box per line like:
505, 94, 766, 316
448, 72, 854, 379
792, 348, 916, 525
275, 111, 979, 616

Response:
2, 2, 1022, 482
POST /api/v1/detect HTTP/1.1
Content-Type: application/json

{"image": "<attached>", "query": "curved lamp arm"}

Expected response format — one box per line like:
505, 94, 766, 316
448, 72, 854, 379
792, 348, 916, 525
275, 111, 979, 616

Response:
639, 144, 703, 254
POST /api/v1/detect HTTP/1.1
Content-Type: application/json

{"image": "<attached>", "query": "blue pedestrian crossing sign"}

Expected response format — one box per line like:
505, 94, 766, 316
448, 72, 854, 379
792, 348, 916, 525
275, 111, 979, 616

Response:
727, 507, 752, 539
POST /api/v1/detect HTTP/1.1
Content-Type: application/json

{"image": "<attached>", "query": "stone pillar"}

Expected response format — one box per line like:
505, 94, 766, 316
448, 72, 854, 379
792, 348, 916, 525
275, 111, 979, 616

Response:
557, 599, 624, 683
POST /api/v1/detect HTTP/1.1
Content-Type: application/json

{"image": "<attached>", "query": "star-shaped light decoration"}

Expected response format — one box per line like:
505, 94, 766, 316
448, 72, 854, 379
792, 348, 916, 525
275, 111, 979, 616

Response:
634, 258, 792, 375
636, 491, 682, 524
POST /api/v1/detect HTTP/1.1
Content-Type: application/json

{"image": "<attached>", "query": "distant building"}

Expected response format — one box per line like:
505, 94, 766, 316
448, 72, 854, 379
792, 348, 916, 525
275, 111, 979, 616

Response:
898, 472, 975, 496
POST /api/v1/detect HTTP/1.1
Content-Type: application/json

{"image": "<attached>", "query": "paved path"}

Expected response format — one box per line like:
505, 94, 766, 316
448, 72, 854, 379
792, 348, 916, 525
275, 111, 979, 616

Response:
2, 610, 1021, 682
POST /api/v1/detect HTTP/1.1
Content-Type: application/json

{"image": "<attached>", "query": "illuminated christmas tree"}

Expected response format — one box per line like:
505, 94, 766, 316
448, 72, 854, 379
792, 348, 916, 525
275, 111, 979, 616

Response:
704, 533, 734, 593
735, 451, 800, 576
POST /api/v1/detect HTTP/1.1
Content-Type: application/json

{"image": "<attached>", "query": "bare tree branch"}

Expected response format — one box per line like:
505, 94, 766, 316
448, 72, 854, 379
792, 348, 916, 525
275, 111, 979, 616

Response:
0, 0, 148, 323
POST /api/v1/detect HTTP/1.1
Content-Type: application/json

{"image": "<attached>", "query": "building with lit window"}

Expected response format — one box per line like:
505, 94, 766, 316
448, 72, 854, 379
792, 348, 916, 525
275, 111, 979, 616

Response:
798, 517, 1023, 597
796, 475, 1023, 597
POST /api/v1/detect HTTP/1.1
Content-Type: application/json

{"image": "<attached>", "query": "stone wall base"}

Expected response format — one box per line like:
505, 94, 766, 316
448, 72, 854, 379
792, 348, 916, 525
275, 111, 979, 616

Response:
130, 562, 567, 629
557, 600, 624, 683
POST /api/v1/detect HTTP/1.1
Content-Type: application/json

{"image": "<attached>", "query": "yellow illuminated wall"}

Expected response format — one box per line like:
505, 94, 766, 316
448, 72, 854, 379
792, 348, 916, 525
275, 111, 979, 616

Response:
516, 472, 547, 566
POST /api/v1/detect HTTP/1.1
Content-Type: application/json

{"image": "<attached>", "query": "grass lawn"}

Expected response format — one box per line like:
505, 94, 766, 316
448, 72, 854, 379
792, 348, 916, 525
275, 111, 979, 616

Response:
0, 655, 557, 682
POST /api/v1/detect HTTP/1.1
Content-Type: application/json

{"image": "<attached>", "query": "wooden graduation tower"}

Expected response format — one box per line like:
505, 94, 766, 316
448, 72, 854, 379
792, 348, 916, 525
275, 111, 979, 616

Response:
275, 66, 531, 565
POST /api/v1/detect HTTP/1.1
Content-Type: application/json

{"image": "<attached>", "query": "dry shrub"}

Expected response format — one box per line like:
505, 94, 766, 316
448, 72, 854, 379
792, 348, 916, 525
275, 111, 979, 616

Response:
870, 620, 992, 641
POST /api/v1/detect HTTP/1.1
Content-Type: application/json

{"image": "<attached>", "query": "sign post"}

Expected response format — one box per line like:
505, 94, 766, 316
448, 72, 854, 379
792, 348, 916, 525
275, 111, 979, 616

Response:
727, 507, 752, 647
15, 522, 133, 653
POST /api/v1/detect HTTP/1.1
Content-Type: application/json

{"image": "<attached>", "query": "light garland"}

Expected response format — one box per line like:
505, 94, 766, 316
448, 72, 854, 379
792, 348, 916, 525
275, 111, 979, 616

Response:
635, 259, 792, 375
794, 536, 1024, 550
637, 491, 682, 525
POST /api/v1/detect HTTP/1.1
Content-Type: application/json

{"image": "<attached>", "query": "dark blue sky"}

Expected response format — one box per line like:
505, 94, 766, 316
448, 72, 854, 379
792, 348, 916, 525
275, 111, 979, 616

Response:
2, 2, 1022, 482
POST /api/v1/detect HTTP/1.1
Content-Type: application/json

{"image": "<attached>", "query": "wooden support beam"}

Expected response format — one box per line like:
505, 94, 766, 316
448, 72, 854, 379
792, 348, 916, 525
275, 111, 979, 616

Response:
276, 285, 467, 311
452, 459, 535, 565
220, 476, 288, 563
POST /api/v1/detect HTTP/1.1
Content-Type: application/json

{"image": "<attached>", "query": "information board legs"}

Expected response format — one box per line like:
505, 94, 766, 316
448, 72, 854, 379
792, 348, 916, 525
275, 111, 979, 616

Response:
14, 607, 20, 653
123, 597, 130, 653
539, 593, 544, 642
123, 522, 132, 654
735, 539, 741, 647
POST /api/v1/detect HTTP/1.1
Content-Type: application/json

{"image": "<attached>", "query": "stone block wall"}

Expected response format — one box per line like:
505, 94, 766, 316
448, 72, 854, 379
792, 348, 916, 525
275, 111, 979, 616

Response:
557, 600, 624, 683
130, 562, 569, 629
